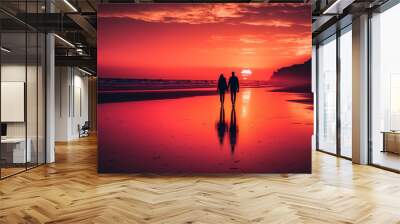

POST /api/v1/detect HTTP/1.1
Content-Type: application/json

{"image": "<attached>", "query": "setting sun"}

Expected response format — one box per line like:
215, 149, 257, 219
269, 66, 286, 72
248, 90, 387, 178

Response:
241, 68, 252, 80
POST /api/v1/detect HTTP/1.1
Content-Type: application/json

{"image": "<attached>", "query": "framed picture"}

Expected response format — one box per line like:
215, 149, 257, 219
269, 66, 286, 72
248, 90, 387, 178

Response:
98, 3, 312, 173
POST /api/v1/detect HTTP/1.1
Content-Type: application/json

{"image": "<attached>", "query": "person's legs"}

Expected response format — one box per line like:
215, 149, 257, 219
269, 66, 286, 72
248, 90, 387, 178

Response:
231, 91, 236, 105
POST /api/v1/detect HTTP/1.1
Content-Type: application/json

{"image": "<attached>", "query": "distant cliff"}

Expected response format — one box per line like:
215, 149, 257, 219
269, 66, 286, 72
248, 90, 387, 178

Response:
268, 59, 311, 88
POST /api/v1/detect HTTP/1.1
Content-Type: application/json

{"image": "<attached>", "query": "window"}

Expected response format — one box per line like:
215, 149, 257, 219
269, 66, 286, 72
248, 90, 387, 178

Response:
370, 3, 400, 171
0, 2, 46, 179
317, 35, 337, 154
339, 27, 352, 158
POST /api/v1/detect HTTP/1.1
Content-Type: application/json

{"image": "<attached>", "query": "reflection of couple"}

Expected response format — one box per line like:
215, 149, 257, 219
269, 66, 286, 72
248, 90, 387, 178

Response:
216, 106, 238, 154
216, 71, 239, 154
217, 72, 240, 105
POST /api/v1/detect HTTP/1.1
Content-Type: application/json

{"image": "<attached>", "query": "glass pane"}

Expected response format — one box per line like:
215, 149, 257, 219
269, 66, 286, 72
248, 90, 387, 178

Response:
27, 31, 38, 169
371, 4, 400, 171
1, 30, 27, 177
38, 33, 45, 165
339, 29, 352, 158
318, 36, 337, 154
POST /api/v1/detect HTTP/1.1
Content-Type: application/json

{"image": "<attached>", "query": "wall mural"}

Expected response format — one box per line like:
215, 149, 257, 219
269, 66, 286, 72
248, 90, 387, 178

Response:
98, 3, 313, 173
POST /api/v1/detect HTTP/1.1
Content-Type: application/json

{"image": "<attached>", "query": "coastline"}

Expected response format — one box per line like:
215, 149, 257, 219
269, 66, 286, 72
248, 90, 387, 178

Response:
98, 89, 217, 103
98, 78, 313, 106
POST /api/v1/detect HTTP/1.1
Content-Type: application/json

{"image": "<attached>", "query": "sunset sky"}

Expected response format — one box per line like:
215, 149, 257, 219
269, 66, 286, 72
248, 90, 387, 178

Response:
98, 3, 311, 80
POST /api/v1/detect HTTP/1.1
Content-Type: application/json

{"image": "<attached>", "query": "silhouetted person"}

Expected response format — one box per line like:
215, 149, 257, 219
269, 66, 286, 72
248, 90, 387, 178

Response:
229, 107, 238, 154
228, 71, 239, 105
215, 105, 227, 145
217, 74, 228, 104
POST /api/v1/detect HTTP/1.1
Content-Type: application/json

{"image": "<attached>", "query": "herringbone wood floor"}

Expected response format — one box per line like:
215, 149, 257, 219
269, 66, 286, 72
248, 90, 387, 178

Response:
1, 135, 400, 224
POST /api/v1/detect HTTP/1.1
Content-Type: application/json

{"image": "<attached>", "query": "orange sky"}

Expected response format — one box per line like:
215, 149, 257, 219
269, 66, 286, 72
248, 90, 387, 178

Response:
98, 3, 311, 80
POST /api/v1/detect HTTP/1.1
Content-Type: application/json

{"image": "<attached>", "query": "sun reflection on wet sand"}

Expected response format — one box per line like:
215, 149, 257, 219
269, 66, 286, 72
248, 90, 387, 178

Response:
241, 89, 252, 118
98, 87, 313, 173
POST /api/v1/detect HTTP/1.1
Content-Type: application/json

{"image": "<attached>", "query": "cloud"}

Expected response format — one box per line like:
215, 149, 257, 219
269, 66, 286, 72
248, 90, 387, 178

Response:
239, 35, 267, 44
210, 35, 230, 41
276, 35, 311, 56
241, 48, 257, 55
241, 20, 294, 27
209, 34, 268, 45
99, 4, 245, 24
278, 35, 311, 45
99, 3, 311, 26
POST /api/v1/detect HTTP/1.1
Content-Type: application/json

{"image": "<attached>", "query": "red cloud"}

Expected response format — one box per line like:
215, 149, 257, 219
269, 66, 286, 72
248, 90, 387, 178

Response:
98, 3, 311, 26
98, 3, 311, 80
99, 4, 245, 24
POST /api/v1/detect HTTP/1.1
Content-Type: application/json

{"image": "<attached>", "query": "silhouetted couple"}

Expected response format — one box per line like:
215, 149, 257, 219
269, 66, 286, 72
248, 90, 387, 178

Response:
216, 72, 239, 154
217, 72, 240, 105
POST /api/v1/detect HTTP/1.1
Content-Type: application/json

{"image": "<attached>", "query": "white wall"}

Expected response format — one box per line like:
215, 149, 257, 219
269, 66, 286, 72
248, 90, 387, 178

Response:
1, 65, 39, 137
55, 66, 70, 141
72, 73, 89, 138
1, 65, 26, 140
1, 63, 46, 164
1, 64, 25, 81
55, 67, 89, 141
312, 45, 317, 151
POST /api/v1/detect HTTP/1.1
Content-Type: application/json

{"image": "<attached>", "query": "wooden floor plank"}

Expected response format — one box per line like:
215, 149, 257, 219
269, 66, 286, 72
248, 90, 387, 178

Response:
0, 135, 400, 223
